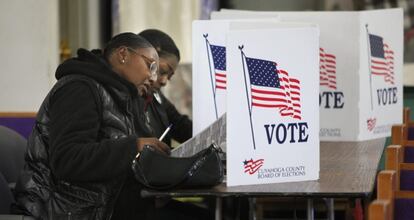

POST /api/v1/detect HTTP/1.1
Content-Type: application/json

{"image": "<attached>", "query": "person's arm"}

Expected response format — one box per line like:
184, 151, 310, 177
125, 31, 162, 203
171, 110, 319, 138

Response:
48, 81, 138, 182
160, 93, 192, 143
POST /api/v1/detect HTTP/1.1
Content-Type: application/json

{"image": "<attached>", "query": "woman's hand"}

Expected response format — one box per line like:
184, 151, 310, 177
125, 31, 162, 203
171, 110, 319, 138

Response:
136, 138, 170, 155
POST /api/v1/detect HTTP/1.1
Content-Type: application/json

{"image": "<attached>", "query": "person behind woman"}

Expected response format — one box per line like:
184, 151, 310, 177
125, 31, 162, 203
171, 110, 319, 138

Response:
138, 29, 213, 220
13, 33, 170, 220
138, 29, 192, 146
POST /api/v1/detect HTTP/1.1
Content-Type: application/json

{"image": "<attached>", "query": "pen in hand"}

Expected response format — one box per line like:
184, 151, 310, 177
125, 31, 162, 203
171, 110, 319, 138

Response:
135, 124, 173, 159
158, 124, 173, 142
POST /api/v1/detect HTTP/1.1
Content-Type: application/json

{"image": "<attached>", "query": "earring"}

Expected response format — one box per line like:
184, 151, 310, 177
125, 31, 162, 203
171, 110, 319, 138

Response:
121, 59, 125, 64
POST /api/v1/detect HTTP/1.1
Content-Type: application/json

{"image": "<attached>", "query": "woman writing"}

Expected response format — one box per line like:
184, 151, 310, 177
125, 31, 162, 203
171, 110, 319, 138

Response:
14, 33, 169, 219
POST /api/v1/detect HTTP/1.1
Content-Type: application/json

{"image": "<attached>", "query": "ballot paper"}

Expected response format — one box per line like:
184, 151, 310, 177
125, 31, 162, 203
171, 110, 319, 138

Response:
171, 114, 226, 157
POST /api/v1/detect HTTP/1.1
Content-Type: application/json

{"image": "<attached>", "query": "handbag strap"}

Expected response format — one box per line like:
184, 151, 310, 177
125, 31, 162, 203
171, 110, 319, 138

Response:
137, 143, 222, 190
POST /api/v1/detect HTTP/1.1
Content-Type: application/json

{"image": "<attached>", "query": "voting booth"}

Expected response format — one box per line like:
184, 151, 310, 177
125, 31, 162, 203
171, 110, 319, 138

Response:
192, 20, 320, 186
192, 19, 279, 134
226, 23, 320, 186
192, 20, 231, 135
211, 9, 403, 141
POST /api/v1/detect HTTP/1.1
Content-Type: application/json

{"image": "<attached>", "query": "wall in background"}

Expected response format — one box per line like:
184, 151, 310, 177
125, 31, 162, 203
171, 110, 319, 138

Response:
0, 0, 59, 112
115, 0, 201, 63
230, 0, 325, 11
59, 0, 103, 56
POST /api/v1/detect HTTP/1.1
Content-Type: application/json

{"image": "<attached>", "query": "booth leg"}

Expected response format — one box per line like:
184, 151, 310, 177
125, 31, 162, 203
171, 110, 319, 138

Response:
215, 197, 222, 220
307, 198, 315, 220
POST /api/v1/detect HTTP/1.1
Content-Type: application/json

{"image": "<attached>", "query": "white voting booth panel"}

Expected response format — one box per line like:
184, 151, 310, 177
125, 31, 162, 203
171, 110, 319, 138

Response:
192, 21, 229, 135
192, 19, 278, 135
225, 24, 320, 186
358, 10, 403, 140
212, 9, 403, 141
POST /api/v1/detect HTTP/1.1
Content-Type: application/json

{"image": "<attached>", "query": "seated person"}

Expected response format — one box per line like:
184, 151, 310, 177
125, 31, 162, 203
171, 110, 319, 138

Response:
13, 33, 170, 220
138, 29, 193, 146
137, 30, 213, 220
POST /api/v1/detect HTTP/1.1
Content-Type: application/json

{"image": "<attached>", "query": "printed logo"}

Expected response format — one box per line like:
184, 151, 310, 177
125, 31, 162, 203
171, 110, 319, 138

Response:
366, 25, 398, 110
367, 117, 377, 132
243, 158, 264, 175
209, 44, 227, 90
319, 47, 337, 90
203, 34, 227, 120
239, 46, 308, 150
368, 33, 394, 85
319, 47, 344, 110
244, 57, 302, 120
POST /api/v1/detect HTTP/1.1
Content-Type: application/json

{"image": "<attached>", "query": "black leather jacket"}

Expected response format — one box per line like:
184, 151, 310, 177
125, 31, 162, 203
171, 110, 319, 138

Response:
14, 49, 145, 220
144, 91, 192, 146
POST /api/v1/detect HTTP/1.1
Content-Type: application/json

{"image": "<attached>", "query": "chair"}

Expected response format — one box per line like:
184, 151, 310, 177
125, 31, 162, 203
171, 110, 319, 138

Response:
0, 172, 14, 215
403, 107, 410, 124
0, 171, 34, 220
402, 107, 414, 139
369, 169, 414, 220
386, 145, 414, 191
0, 126, 27, 184
369, 170, 395, 220
391, 125, 414, 163
369, 200, 391, 220
0, 126, 34, 220
369, 145, 414, 220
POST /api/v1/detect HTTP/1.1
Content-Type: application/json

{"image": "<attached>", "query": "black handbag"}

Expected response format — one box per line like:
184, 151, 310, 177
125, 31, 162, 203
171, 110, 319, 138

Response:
131, 143, 224, 190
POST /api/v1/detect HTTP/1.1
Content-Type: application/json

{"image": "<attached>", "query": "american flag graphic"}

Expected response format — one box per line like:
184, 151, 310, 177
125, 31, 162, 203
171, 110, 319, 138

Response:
210, 44, 227, 90
367, 118, 376, 132
369, 34, 394, 85
245, 57, 302, 120
319, 48, 337, 90
243, 158, 264, 175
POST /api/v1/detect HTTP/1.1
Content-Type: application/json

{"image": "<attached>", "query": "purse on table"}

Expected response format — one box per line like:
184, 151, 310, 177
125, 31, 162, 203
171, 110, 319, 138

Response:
131, 143, 224, 190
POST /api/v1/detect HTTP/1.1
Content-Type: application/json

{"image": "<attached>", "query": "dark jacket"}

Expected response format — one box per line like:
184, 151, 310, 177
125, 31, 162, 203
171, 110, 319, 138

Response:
145, 91, 192, 145
14, 49, 151, 220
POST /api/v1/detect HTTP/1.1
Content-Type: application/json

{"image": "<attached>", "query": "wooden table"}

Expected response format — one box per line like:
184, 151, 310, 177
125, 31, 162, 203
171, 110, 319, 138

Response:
142, 138, 386, 220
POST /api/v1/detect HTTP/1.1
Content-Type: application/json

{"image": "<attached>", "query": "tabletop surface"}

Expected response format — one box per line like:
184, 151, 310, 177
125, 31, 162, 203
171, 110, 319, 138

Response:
141, 138, 386, 198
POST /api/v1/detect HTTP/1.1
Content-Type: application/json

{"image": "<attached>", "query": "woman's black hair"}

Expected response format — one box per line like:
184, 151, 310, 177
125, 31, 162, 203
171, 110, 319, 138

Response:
103, 32, 153, 61
138, 29, 180, 61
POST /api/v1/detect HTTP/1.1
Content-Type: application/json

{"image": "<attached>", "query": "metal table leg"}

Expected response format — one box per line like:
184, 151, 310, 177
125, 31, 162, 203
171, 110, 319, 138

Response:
326, 198, 335, 220
307, 199, 314, 220
215, 197, 222, 220
249, 198, 257, 220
